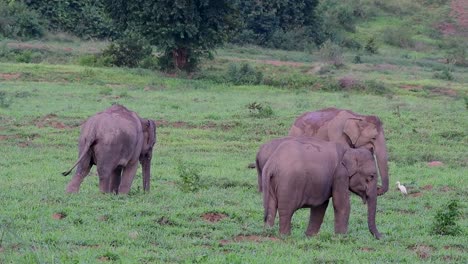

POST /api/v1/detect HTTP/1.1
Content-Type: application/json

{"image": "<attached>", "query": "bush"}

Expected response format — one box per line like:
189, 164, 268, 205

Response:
177, 161, 203, 192
319, 40, 344, 67
100, 33, 154, 68
433, 68, 454, 81
246, 102, 274, 118
0, 1, 45, 39
431, 200, 462, 236
226, 63, 263, 85
0, 91, 11, 108
364, 37, 379, 54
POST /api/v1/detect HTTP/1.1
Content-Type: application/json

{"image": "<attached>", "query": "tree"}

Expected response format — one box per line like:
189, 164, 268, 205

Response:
104, 0, 239, 71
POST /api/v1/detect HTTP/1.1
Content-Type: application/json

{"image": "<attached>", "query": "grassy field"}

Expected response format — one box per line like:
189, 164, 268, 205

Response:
0, 40, 467, 263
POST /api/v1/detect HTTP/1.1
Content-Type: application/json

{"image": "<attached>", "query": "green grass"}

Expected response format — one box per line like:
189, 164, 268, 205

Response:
0, 53, 467, 263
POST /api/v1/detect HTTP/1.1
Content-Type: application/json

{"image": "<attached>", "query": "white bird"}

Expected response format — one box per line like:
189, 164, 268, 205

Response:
396, 181, 407, 195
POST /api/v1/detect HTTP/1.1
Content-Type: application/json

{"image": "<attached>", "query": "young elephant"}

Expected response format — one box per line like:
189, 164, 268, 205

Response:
263, 137, 381, 239
62, 104, 156, 194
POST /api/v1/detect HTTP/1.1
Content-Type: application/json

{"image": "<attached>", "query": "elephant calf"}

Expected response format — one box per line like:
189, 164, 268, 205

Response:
63, 104, 156, 194
263, 137, 381, 239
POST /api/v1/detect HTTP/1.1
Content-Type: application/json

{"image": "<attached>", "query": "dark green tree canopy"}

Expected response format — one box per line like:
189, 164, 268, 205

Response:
105, 0, 239, 71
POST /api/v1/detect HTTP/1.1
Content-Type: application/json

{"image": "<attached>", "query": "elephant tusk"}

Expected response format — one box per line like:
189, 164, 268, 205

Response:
373, 153, 382, 185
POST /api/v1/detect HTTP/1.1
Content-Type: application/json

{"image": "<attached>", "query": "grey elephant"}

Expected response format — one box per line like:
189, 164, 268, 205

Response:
289, 108, 389, 196
263, 137, 381, 239
62, 105, 156, 194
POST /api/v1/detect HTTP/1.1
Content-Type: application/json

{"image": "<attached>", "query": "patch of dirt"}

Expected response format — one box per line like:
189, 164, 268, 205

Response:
410, 245, 434, 260
202, 213, 227, 223
360, 247, 375, 252
0, 73, 21, 80
399, 85, 423, 92
440, 186, 453, 192
228, 57, 307, 68
156, 119, 235, 131
52, 213, 66, 220
98, 256, 110, 262
422, 185, 433, 191
410, 192, 423, 198
428, 161, 444, 167
429, 88, 458, 97
0, 246, 4, 252
156, 216, 174, 226
444, 244, 466, 251
35, 114, 72, 129
98, 215, 109, 221
374, 64, 399, 71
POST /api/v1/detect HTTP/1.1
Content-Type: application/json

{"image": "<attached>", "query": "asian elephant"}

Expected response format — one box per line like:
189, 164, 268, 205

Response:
62, 104, 156, 194
288, 108, 389, 196
263, 137, 381, 239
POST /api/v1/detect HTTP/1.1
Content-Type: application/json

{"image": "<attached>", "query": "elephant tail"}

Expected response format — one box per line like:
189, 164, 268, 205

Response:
62, 138, 93, 176
262, 161, 273, 223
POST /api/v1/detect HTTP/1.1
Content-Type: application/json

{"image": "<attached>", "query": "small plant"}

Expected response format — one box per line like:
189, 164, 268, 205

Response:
433, 68, 454, 81
319, 40, 344, 67
353, 55, 362, 64
0, 91, 11, 108
431, 199, 462, 236
177, 161, 203, 192
226, 63, 263, 85
247, 102, 274, 118
364, 37, 378, 54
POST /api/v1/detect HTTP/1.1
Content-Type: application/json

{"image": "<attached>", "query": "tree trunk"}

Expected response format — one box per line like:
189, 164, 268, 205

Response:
172, 47, 188, 70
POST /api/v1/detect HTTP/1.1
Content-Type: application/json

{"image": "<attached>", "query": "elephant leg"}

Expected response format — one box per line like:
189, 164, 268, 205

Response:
305, 200, 329, 236
97, 165, 116, 193
278, 209, 294, 235
118, 162, 139, 194
109, 166, 123, 194
66, 154, 92, 193
265, 191, 278, 228
332, 193, 350, 234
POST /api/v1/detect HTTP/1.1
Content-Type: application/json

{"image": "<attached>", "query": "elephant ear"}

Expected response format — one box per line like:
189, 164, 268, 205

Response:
343, 119, 362, 145
146, 119, 156, 146
342, 149, 358, 177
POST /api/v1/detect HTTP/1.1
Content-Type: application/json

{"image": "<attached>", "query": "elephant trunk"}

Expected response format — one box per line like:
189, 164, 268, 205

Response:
141, 157, 151, 192
366, 189, 381, 239
374, 132, 389, 195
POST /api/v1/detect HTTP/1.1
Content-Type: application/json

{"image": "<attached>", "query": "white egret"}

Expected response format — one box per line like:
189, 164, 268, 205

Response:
396, 181, 407, 195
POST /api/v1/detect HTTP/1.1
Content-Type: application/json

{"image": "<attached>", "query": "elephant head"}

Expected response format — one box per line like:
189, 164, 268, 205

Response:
342, 115, 389, 196
342, 148, 382, 239
140, 119, 157, 192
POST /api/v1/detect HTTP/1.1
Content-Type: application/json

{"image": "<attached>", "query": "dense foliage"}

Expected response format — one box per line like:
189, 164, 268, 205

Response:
232, 0, 321, 50
0, 1, 45, 39
25, 0, 114, 39
104, 0, 239, 71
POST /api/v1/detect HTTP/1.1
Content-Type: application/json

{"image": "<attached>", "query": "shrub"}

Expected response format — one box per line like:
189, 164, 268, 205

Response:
177, 161, 203, 192
319, 40, 344, 67
101, 32, 154, 68
433, 68, 454, 81
0, 91, 11, 108
431, 200, 462, 236
364, 37, 379, 54
226, 63, 263, 85
246, 102, 274, 118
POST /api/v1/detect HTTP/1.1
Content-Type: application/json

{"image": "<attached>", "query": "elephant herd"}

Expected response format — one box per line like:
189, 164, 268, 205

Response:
63, 105, 389, 239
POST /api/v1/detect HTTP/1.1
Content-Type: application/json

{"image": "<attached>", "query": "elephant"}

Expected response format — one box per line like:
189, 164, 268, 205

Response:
288, 108, 389, 196
62, 104, 156, 194
263, 137, 381, 239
